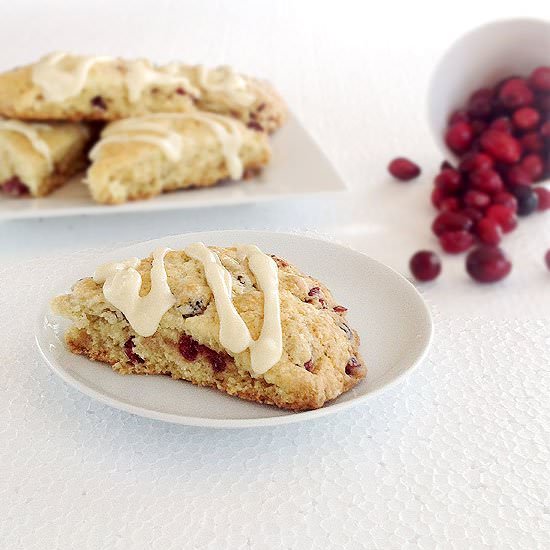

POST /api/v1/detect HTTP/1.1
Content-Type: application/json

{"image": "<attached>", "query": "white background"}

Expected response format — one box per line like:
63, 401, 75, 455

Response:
1, 1, 549, 548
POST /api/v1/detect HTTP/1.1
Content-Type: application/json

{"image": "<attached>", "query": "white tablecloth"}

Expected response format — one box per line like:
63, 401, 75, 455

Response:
1, 2, 549, 548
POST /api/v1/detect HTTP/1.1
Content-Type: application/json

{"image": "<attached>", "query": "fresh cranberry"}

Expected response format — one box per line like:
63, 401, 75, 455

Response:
534, 187, 550, 211
541, 121, 550, 138
512, 185, 539, 216
435, 168, 462, 193
521, 154, 544, 181
530, 67, 550, 92
538, 95, 550, 113
461, 207, 484, 224
432, 211, 473, 236
439, 197, 461, 212
520, 132, 544, 153
467, 88, 494, 118
469, 168, 503, 194
439, 230, 474, 254
2, 177, 29, 196
498, 78, 534, 109
409, 250, 441, 281
545, 249, 550, 271
471, 120, 487, 136
445, 121, 473, 154
492, 192, 518, 212
480, 130, 521, 164
466, 246, 512, 283
449, 109, 469, 125
512, 107, 540, 130
476, 218, 502, 245
506, 165, 532, 187
431, 187, 445, 209
388, 157, 421, 181
459, 152, 494, 173
124, 338, 144, 364
489, 116, 513, 133
486, 204, 518, 233
440, 160, 454, 171
179, 334, 200, 361
464, 190, 491, 209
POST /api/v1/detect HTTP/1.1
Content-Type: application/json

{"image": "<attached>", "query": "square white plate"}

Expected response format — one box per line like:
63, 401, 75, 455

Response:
0, 114, 346, 220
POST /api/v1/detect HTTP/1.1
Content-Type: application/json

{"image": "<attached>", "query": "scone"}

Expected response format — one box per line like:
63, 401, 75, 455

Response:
51, 243, 366, 411
0, 119, 91, 197
0, 52, 286, 132
85, 112, 271, 204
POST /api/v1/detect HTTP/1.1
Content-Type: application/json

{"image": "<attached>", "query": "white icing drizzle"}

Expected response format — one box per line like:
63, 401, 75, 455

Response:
31, 52, 199, 103
93, 248, 176, 337
185, 242, 282, 375
0, 120, 53, 169
196, 65, 255, 107
89, 113, 244, 179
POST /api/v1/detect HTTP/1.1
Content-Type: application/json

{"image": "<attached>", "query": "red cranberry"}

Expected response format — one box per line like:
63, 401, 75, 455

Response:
466, 246, 512, 283
333, 305, 348, 313
435, 168, 462, 193
304, 360, 314, 372
512, 185, 539, 216
459, 152, 494, 173
440, 160, 454, 171
179, 334, 200, 361
498, 78, 534, 109
541, 121, 550, 138
486, 205, 518, 233
521, 154, 544, 181
431, 187, 445, 209
2, 177, 29, 196
432, 211, 473, 236
91, 95, 107, 110
520, 132, 544, 153
534, 187, 550, 211
461, 207, 484, 224
538, 95, 550, 113
512, 107, 540, 130
439, 197, 461, 212
480, 130, 521, 164
203, 348, 226, 372
476, 218, 502, 245
506, 165, 532, 187
492, 192, 518, 212
439, 230, 474, 254
409, 250, 441, 281
530, 67, 550, 92
449, 109, 469, 125
471, 120, 487, 136
124, 338, 144, 364
388, 157, 421, 181
489, 116, 513, 133
345, 357, 362, 376
464, 190, 491, 209
467, 88, 494, 118
545, 249, 550, 270
469, 168, 503, 194
445, 121, 473, 154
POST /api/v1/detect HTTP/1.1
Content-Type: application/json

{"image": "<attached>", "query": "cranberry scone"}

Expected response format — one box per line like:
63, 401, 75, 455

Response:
0, 119, 90, 197
51, 243, 366, 411
85, 112, 271, 204
0, 52, 286, 132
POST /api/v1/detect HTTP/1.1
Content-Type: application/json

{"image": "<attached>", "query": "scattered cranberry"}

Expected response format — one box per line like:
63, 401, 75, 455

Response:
480, 130, 521, 164
435, 168, 462, 193
498, 78, 534, 108
469, 168, 503, 194
512, 186, 539, 216
439, 230, 474, 254
520, 132, 544, 153
489, 116, 513, 133
466, 246, 512, 283
459, 152, 494, 173
476, 218, 502, 245
461, 207, 484, 224
492, 192, 518, 212
512, 107, 540, 130
409, 250, 441, 281
439, 197, 461, 212
530, 66, 550, 92
545, 249, 550, 270
534, 187, 550, 211
506, 165, 532, 187
445, 121, 473, 154
464, 189, 491, 209
521, 154, 544, 181
432, 211, 473, 236
487, 204, 518, 233
388, 158, 421, 181
2, 177, 28, 196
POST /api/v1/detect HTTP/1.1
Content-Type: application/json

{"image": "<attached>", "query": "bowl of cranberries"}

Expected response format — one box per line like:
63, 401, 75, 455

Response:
389, 19, 550, 284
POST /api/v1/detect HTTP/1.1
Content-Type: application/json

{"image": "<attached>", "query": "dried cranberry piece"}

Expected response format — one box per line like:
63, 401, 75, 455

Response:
124, 338, 144, 364
176, 87, 186, 95
247, 121, 264, 132
178, 334, 200, 361
333, 305, 348, 313
202, 347, 226, 372
345, 357, 361, 376
91, 95, 107, 110
2, 177, 29, 196
304, 360, 314, 372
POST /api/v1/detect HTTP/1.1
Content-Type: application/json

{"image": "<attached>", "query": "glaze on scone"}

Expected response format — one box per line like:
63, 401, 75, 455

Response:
51, 245, 366, 411
85, 113, 271, 204
0, 120, 91, 197
0, 53, 286, 132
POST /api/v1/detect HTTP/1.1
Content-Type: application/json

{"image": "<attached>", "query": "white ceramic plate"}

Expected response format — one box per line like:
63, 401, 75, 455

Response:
0, 114, 346, 220
36, 230, 433, 428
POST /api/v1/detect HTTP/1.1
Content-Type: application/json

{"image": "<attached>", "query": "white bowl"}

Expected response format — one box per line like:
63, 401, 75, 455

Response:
428, 18, 550, 160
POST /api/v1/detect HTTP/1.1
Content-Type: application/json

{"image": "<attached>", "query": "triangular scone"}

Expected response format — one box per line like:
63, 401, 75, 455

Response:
0, 120, 90, 197
85, 113, 271, 204
0, 53, 286, 132
51, 245, 366, 411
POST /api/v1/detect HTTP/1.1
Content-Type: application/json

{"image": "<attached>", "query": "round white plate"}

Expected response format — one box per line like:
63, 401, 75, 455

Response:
36, 230, 433, 428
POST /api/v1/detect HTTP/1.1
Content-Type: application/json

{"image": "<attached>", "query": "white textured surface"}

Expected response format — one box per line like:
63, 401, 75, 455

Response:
1, 1, 550, 548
